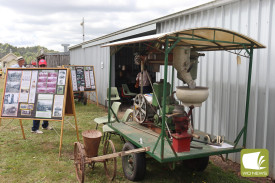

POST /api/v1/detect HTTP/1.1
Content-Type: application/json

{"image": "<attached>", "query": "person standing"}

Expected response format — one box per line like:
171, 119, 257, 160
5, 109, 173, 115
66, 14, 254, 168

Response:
136, 66, 151, 94
31, 59, 53, 134
134, 52, 152, 94
11, 56, 25, 68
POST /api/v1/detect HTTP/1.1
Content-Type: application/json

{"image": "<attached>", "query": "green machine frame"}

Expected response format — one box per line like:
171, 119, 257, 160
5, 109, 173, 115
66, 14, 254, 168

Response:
104, 27, 265, 163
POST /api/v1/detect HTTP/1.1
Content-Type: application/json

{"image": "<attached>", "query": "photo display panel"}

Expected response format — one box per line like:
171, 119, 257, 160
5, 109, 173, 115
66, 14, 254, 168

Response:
1, 69, 68, 120
65, 66, 96, 92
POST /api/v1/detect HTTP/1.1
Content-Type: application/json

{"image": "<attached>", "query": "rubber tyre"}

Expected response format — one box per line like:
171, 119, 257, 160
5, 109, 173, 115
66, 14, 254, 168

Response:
184, 156, 209, 172
122, 142, 146, 181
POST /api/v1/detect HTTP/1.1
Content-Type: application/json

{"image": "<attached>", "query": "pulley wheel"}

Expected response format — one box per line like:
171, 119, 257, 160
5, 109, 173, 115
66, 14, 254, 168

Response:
103, 140, 117, 181
133, 94, 147, 123
74, 142, 86, 183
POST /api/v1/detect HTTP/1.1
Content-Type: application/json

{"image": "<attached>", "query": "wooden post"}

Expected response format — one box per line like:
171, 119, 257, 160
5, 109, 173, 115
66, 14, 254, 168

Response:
74, 115, 80, 141
19, 119, 26, 140
59, 119, 64, 158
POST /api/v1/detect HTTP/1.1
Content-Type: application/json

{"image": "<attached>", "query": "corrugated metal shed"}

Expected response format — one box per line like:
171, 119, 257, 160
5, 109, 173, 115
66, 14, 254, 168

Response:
70, 25, 156, 104
156, 0, 275, 178
69, 0, 275, 178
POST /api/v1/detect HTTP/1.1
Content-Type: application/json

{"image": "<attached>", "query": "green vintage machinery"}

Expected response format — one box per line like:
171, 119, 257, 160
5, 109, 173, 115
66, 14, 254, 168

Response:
102, 27, 265, 181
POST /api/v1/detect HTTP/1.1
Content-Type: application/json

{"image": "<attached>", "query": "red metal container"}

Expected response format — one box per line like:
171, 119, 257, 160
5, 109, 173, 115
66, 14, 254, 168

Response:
172, 133, 192, 152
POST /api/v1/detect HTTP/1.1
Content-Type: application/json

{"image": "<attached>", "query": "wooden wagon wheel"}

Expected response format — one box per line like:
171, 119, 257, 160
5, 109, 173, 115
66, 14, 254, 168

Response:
103, 140, 117, 181
74, 142, 86, 183
133, 94, 147, 123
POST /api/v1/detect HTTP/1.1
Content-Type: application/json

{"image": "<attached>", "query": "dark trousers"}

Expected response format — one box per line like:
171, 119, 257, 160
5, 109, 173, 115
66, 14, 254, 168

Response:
32, 120, 49, 131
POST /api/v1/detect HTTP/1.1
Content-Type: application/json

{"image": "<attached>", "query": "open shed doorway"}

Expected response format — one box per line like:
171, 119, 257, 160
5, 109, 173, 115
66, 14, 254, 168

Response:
114, 46, 157, 102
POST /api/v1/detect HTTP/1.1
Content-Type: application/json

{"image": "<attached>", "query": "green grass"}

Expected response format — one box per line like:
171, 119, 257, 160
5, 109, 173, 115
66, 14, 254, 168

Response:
0, 78, 252, 183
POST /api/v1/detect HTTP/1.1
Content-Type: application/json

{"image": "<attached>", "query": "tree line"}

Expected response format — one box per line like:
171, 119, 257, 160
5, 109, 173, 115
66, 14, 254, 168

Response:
0, 43, 57, 64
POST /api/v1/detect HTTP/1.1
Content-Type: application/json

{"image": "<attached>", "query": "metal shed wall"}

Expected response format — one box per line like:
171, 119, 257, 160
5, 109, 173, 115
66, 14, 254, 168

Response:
70, 45, 111, 104
156, 0, 275, 178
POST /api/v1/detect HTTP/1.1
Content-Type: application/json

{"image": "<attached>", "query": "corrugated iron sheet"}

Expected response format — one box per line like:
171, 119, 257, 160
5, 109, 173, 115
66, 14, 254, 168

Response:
70, 46, 111, 104
156, 0, 275, 178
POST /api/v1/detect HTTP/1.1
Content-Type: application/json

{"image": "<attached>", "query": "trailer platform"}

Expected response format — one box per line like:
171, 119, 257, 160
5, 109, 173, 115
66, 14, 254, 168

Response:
110, 121, 243, 163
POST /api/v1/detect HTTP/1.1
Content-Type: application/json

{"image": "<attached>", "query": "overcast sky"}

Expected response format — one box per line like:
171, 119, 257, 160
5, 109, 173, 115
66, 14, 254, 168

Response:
0, 0, 213, 52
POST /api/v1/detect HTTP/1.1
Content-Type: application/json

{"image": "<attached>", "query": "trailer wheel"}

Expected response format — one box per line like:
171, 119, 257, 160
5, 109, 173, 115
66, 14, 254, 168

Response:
103, 140, 117, 181
184, 156, 209, 172
122, 142, 146, 181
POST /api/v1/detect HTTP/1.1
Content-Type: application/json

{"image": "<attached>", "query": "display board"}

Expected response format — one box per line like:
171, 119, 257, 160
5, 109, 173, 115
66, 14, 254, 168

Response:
0, 68, 79, 157
63, 65, 96, 92
63, 65, 98, 105
1, 69, 68, 120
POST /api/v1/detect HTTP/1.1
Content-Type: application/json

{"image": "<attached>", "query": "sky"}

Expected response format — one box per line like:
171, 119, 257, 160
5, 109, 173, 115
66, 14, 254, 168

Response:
0, 0, 213, 52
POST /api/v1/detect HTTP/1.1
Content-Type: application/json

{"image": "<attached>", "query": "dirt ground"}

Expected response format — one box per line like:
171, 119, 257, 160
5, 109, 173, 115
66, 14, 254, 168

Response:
210, 156, 274, 183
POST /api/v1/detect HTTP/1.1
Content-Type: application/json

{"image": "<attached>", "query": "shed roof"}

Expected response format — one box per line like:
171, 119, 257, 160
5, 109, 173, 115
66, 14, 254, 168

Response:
102, 27, 265, 51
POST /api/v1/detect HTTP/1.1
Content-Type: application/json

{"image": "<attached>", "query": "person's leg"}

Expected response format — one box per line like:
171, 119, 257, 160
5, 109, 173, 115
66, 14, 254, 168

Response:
32, 120, 40, 131
42, 121, 49, 128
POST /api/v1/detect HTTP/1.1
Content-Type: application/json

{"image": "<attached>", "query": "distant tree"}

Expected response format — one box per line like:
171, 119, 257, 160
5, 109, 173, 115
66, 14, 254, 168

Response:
0, 43, 58, 63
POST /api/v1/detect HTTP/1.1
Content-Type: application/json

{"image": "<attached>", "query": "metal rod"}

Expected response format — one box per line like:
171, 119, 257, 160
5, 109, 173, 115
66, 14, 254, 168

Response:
243, 46, 254, 148
152, 135, 161, 154
160, 38, 169, 160
108, 53, 112, 124
166, 36, 253, 46
171, 66, 175, 94
234, 127, 244, 144
110, 107, 120, 122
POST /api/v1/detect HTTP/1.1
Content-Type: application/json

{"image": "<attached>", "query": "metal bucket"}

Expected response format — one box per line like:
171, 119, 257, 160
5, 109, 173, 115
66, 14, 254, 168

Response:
82, 130, 102, 158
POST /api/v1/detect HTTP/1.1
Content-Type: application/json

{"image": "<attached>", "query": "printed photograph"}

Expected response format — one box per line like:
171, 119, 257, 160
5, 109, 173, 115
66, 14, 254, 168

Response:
57, 70, 66, 86
30, 80, 37, 89
47, 82, 56, 88
37, 88, 46, 93
39, 72, 48, 77
21, 110, 31, 116
7, 71, 22, 82
38, 77, 47, 82
2, 104, 18, 116
4, 93, 19, 104
20, 103, 28, 110
46, 88, 56, 94
48, 72, 58, 77
28, 104, 34, 110
20, 88, 29, 94
85, 67, 91, 71
53, 107, 62, 117
37, 82, 47, 88
59, 70, 66, 75
47, 77, 57, 83
57, 85, 64, 94
5, 82, 20, 93
52, 95, 64, 118
37, 100, 52, 112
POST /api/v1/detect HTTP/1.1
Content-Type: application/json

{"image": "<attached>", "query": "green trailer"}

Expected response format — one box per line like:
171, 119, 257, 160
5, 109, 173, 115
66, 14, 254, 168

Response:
102, 27, 265, 181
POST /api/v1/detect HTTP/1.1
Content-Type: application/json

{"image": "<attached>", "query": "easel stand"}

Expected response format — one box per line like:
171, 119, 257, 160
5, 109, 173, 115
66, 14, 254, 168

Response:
63, 65, 99, 106
0, 68, 79, 158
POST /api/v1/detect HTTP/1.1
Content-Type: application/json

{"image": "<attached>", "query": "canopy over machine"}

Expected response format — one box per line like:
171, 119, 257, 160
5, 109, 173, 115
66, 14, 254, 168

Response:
102, 27, 265, 181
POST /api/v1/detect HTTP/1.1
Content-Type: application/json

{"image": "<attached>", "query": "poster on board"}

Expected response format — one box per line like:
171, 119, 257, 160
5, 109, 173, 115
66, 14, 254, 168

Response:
64, 65, 96, 92
1, 68, 68, 120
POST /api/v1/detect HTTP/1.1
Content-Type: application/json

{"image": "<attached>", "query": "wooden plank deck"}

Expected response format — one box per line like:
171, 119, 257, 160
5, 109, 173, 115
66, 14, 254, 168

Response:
110, 122, 243, 163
